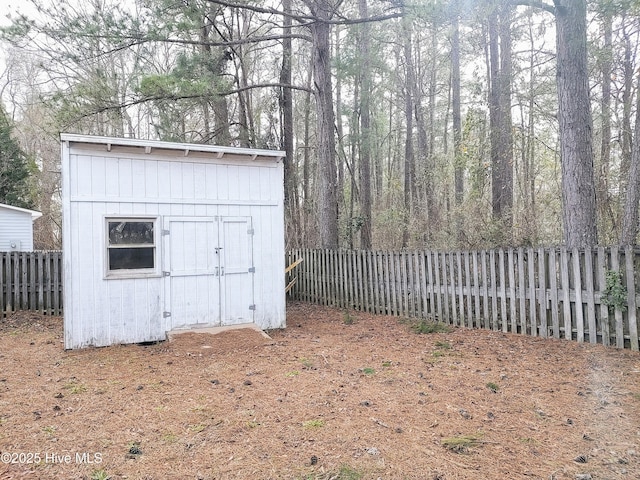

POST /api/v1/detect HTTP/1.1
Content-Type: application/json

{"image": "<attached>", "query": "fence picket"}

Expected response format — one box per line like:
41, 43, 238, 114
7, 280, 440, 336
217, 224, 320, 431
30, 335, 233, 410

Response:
518, 248, 526, 334
508, 249, 517, 334
464, 251, 473, 328
454, 252, 462, 326
440, 252, 450, 323
481, 251, 489, 329
490, 250, 498, 331
433, 252, 442, 322
609, 247, 624, 348
527, 248, 536, 336
573, 248, 585, 342
499, 249, 507, 332
625, 246, 639, 351
472, 251, 481, 328
584, 248, 597, 344
596, 247, 610, 346
549, 249, 559, 339
538, 248, 547, 338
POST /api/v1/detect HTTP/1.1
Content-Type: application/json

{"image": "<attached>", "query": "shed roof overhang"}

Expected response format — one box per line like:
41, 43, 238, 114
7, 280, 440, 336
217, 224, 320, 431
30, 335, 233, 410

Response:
60, 133, 285, 163
0, 203, 43, 221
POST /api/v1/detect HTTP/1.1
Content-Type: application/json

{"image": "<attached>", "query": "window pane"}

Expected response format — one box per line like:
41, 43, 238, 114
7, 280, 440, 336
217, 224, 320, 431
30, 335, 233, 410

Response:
108, 247, 155, 270
108, 221, 154, 245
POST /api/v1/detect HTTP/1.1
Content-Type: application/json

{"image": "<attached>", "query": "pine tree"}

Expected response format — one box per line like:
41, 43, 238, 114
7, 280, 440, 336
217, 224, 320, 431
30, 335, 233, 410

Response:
0, 107, 33, 209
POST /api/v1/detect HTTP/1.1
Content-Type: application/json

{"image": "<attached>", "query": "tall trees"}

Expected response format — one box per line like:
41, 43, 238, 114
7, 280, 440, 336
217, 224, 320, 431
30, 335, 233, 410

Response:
488, 2, 513, 229
4, 0, 638, 249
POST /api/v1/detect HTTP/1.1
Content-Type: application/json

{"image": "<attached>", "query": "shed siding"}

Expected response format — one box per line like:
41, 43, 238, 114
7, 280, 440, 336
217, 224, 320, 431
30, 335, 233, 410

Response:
0, 208, 34, 251
63, 137, 285, 349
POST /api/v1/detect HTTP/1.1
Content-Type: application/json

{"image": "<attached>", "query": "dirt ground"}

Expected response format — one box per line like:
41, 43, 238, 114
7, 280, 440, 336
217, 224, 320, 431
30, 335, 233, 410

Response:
0, 302, 639, 480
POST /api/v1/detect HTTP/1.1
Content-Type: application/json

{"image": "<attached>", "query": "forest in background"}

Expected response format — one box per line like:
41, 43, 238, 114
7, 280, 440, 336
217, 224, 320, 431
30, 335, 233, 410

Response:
0, 0, 639, 251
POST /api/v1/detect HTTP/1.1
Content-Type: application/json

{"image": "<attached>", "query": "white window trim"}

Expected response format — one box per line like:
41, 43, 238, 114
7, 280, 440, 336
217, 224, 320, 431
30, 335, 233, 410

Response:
104, 216, 161, 279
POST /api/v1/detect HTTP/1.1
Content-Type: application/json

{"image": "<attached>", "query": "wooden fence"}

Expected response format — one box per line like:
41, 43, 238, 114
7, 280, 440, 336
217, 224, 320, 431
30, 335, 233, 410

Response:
286, 247, 640, 351
1, 251, 63, 317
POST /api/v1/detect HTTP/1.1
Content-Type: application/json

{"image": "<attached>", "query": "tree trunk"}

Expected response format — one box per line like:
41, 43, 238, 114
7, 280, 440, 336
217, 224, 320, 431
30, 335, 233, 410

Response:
620, 70, 640, 245
498, 4, 513, 224
202, 4, 231, 145
555, 0, 598, 248
598, 11, 613, 237
308, 0, 338, 248
401, 14, 415, 248
358, 0, 372, 249
335, 25, 346, 216
451, 6, 463, 209
280, 0, 298, 248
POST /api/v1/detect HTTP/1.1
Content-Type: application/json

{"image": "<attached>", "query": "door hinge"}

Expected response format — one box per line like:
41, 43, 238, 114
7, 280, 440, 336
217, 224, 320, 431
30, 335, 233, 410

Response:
247, 228, 255, 235
248, 267, 256, 273
162, 271, 171, 277
163, 311, 171, 318
249, 304, 256, 311
162, 229, 170, 236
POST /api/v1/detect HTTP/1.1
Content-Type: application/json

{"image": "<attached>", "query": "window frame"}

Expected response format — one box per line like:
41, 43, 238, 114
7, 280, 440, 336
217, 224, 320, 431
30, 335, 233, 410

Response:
104, 216, 160, 279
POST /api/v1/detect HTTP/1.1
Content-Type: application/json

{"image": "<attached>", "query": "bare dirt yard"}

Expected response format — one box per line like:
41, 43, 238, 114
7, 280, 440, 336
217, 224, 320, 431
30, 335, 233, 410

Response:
1, 302, 639, 480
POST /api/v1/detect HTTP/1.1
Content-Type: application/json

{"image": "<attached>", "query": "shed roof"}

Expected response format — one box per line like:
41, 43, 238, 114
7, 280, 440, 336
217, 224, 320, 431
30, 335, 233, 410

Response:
0, 203, 42, 220
60, 133, 285, 163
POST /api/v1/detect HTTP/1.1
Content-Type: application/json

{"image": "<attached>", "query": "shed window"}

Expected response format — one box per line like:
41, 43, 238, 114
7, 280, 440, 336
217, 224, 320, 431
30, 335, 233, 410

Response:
106, 218, 157, 275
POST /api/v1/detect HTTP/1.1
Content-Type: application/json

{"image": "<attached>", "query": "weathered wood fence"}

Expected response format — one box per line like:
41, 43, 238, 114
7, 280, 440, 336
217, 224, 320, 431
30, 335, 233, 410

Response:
1, 251, 63, 317
286, 247, 640, 350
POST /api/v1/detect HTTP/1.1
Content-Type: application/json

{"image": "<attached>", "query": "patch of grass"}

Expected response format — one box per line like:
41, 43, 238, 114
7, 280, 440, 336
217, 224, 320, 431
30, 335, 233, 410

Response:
382, 361, 392, 367
432, 351, 445, 358
343, 310, 355, 325
42, 425, 56, 436
434, 340, 451, 350
162, 433, 178, 443
300, 357, 314, 369
441, 433, 484, 453
409, 319, 451, 334
486, 382, 500, 393
246, 420, 261, 428
302, 419, 325, 429
519, 437, 537, 444
333, 465, 363, 479
361, 367, 376, 375
631, 392, 640, 401
189, 423, 206, 433
286, 370, 300, 377
90, 469, 111, 480
300, 464, 362, 480
63, 381, 86, 394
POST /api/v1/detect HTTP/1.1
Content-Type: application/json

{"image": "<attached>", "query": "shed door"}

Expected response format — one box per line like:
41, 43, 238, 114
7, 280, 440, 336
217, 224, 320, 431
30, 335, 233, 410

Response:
163, 217, 220, 330
220, 216, 254, 325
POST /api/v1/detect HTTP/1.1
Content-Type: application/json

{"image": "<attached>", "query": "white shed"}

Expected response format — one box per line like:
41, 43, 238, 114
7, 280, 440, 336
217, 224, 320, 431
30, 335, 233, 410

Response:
61, 133, 286, 349
0, 203, 42, 251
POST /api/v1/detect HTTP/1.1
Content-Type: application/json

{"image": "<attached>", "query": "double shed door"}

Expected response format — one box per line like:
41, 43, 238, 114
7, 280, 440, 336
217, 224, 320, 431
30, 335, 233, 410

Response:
162, 216, 254, 330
